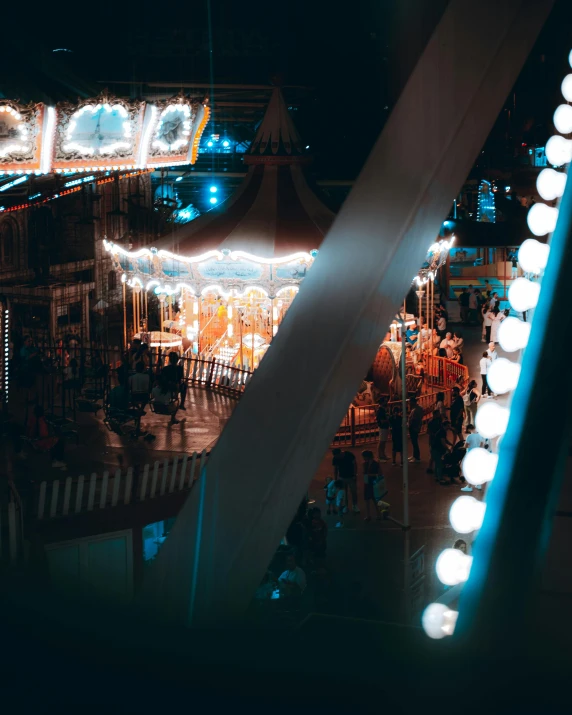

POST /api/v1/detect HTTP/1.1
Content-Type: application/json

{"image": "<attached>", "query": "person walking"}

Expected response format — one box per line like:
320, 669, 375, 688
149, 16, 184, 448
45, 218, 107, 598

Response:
332, 448, 359, 513
375, 397, 390, 462
480, 352, 492, 397
361, 450, 383, 522
408, 397, 424, 463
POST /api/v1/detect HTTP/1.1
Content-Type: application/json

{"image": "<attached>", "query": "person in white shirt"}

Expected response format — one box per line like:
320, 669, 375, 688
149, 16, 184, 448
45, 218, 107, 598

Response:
487, 342, 498, 362
278, 554, 307, 595
437, 314, 446, 335
480, 351, 492, 397
440, 332, 455, 358
483, 307, 494, 344
490, 307, 505, 343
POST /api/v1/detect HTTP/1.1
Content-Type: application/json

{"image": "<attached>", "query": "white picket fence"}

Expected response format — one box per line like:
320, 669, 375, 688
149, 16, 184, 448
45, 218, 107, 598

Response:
36, 449, 208, 520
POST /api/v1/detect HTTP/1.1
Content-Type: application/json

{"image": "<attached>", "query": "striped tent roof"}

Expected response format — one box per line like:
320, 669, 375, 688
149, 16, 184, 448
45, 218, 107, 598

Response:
157, 88, 334, 259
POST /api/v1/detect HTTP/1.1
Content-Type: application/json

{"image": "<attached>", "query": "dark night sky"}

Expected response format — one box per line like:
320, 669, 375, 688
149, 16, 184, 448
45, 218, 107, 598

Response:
2, 0, 572, 177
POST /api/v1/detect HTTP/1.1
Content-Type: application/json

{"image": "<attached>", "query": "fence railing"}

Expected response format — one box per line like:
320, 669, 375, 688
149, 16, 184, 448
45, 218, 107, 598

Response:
36, 449, 208, 521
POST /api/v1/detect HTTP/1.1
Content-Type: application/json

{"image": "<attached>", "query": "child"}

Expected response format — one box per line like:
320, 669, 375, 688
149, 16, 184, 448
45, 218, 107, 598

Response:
324, 476, 338, 516
334, 480, 346, 529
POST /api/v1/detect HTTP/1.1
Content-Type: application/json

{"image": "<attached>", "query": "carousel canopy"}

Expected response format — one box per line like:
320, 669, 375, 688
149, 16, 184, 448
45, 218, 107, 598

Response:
155, 87, 335, 259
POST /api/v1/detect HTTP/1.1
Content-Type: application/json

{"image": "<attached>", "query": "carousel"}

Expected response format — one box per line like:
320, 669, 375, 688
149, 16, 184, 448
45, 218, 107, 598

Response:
107, 87, 454, 388
106, 87, 331, 369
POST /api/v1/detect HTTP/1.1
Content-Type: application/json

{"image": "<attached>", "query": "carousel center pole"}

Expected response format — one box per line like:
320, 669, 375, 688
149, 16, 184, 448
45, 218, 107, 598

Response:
122, 280, 127, 348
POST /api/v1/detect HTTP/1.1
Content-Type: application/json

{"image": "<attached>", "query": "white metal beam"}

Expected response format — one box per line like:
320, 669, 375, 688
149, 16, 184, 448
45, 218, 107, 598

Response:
142, 0, 554, 626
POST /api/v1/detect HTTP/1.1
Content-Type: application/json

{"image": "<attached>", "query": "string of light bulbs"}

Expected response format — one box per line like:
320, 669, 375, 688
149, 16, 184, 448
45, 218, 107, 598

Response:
422, 49, 571, 640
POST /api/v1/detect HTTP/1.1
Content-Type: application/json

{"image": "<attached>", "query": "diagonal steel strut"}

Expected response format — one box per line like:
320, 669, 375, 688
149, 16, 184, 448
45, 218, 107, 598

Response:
143, 0, 554, 625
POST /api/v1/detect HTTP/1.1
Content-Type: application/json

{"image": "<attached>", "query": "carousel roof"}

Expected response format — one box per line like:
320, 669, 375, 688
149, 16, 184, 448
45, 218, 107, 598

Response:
156, 87, 335, 259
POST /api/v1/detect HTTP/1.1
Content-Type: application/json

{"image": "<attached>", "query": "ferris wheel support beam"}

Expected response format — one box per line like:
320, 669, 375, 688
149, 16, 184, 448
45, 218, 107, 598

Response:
141, 0, 554, 627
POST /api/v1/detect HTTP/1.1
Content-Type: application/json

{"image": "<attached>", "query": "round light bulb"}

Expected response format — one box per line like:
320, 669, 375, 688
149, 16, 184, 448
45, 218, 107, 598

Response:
475, 402, 510, 439
508, 277, 540, 312
545, 135, 572, 167
498, 316, 531, 352
422, 603, 459, 639
554, 104, 572, 135
462, 448, 498, 485
435, 548, 473, 586
527, 203, 558, 236
487, 357, 521, 394
536, 168, 567, 201
562, 74, 572, 102
553, 104, 572, 134
449, 495, 486, 534
518, 238, 550, 274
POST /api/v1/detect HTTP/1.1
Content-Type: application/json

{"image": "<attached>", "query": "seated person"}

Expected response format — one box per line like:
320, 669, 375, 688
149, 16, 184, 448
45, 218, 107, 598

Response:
278, 554, 307, 597
26, 404, 66, 470
151, 377, 180, 425
108, 380, 130, 413
129, 361, 151, 402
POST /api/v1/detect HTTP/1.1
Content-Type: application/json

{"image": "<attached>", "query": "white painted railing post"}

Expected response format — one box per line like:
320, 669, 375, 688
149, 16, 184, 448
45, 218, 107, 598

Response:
111, 469, 121, 506
189, 451, 198, 485
99, 470, 109, 509
124, 467, 133, 505
140, 463, 150, 501
37, 481, 47, 519
75, 475, 85, 514
87, 473, 97, 511
49, 480, 60, 518
178, 454, 188, 491
62, 477, 72, 516
169, 457, 179, 493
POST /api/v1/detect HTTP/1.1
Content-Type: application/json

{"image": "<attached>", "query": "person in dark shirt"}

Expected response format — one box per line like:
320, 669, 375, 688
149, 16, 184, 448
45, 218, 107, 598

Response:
161, 351, 187, 410
429, 413, 452, 483
449, 386, 464, 438
332, 448, 359, 513
376, 397, 390, 462
458, 288, 470, 324
407, 397, 424, 463
390, 406, 403, 466
307, 507, 328, 561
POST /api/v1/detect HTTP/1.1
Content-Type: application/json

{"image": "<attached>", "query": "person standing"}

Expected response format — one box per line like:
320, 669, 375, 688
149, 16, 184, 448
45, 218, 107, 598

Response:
408, 397, 424, 463
487, 342, 498, 362
461, 425, 485, 493
458, 288, 470, 324
440, 332, 455, 358
490, 307, 505, 344
480, 351, 492, 397
450, 386, 464, 439
361, 450, 383, 522
429, 414, 452, 483
483, 305, 495, 344
376, 397, 390, 462
468, 289, 478, 324
510, 252, 518, 279
332, 448, 359, 513
465, 379, 480, 425
390, 406, 403, 466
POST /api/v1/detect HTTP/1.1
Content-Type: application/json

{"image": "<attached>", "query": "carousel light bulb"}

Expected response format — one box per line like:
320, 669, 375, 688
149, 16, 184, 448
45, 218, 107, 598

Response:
193, 320, 198, 331
508, 277, 540, 312
569, 49, 572, 69
462, 448, 498, 486
422, 603, 458, 639
536, 168, 567, 201
518, 238, 550, 274
498, 316, 531, 352
227, 305, 233, 319
435, 548, 473, 586
554, 104, 572, 135
545, 135, 572, 166
193, 301, 199, 315
475, 402, 510, 439
561, 74, 572, 102
449, 495, 486, 534
527, 203, 558, 236
487, 357, 521, 394
272, 306, 278, 321
228, 323, 233, 337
